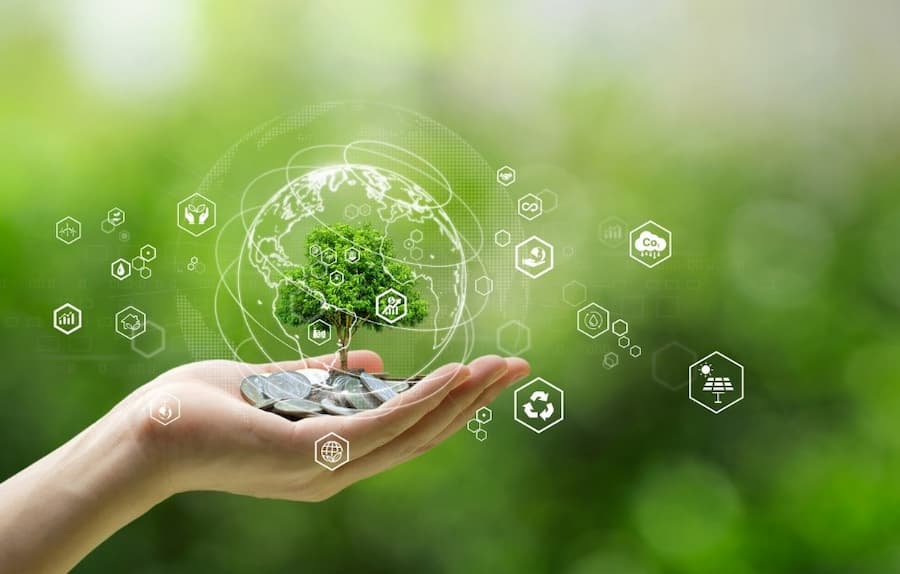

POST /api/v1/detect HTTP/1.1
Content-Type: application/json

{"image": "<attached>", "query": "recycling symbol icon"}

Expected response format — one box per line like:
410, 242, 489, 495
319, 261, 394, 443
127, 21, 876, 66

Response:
522, 390, 555, 421
514, 378, 564, 434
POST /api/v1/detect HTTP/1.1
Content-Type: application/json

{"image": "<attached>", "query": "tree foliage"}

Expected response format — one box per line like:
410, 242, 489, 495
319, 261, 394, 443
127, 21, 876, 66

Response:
275, 223, 428, 369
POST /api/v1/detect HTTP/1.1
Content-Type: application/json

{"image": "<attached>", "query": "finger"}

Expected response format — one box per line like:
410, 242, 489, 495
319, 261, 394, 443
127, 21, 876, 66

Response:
324, 357, 516, 485
419, 357, 530, 450
441, 355, 508, 412
291, 362, 471, 458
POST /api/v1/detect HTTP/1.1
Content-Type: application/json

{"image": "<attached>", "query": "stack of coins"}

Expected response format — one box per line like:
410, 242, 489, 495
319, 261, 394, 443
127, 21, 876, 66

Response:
240, 369, 416, 420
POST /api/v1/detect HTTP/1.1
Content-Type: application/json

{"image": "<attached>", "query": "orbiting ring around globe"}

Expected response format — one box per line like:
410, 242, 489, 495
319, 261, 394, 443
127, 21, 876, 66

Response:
247, 161, 467, 359
177, 102, 529, 391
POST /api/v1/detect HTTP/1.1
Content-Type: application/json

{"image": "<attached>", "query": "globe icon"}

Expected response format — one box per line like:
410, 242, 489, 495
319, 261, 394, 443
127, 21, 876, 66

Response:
245, 163, 469, 354
182, 105, 512, 378
320, 440, 344, 464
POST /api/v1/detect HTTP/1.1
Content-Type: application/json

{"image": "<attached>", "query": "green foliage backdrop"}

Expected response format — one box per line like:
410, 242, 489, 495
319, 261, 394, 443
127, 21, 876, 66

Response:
2, 2, 900, 573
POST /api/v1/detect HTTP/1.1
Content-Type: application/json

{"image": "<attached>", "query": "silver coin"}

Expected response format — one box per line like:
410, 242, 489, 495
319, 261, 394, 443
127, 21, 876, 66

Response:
240, 375, 268, 405
360, 373, 398, 403
342, 378, 380, 410
255, 398, 280, 411
321, 398, 363, 416
296, 368, 330, 387
265, 372, 312, 400
330, 373, 357, 391
389, 381, 410, 393
306, 388, 328, 404
272, 398, 324, 417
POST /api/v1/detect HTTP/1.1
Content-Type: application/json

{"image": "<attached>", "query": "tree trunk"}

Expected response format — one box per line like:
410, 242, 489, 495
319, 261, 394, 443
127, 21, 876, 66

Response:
337, 314, 352, 371
339, 343, 349, 371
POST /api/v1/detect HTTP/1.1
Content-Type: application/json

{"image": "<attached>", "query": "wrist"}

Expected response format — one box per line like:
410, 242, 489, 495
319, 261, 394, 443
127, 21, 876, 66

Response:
0, 392, 176, 573
121, 387, 190, 499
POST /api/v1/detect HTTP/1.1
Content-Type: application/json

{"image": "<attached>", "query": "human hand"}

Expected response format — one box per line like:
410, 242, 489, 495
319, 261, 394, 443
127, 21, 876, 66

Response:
0, 352, 528, 574
183, 202, 209, 225
130, 351, 529, 501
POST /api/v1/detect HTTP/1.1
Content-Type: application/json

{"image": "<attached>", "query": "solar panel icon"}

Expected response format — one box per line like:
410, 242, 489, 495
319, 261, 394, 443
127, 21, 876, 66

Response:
689, 351, 745, 414
702, 376, 734, 404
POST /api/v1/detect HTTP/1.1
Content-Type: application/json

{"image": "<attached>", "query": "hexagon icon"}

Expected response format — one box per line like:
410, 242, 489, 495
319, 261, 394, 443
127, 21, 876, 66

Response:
475, 406, 493, 424
310, 261, 328, 279
518, 193, 543, 221
53, 303, 83, 335
111, 258, 132, 281
345, 248, 360, 263
321, 248, 337, 266
376, 288, 407, 324
629, 220, 672, 268
494, 229, 511, 247
689, 351, 745, 414
652, 341, 697, 391
514, 378, 564, 434
597, 216, 628, 248
140, 244, 157, 262
56, 217, 82, 245
148, 392, 180, 426
177, 192, 217, 237
475, 275, 494, 296
603, 352, 619, 370
577, 303, 610, 339
330, 270, 345, 285
467, 419, 482, 433
497, 320, 531, 355
537, 188, 559, 213
307, 319, 332, 346
497, 165, 516, 187
515, 236, 554, 279
131, 321, 166, 358
611, 319, 629, 336
115, 306, 146, 340
315, 432, 350, 471
107, 207, 125, 227
562, 281, 587, 307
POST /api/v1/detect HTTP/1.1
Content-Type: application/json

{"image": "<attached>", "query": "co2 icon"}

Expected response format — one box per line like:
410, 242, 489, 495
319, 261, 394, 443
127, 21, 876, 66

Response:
629, 220, 672, 268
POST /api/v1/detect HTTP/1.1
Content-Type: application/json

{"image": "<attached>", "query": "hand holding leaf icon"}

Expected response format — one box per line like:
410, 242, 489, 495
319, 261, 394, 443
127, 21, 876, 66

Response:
184, 203, 209, 225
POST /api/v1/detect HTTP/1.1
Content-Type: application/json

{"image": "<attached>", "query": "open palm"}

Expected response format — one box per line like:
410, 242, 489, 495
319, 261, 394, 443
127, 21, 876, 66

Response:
132, 351, 529, 501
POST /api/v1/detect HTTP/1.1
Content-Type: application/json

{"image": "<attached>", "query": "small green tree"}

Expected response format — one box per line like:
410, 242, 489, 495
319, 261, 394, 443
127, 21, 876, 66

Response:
275, 223, 428, 371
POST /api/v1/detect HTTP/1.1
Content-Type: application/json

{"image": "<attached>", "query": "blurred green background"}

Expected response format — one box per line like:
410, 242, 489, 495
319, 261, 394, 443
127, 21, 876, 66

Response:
3, 1, 900, 572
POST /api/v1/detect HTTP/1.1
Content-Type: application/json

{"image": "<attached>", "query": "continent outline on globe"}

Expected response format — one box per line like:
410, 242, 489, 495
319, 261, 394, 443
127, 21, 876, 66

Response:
246, 162, 469, 358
